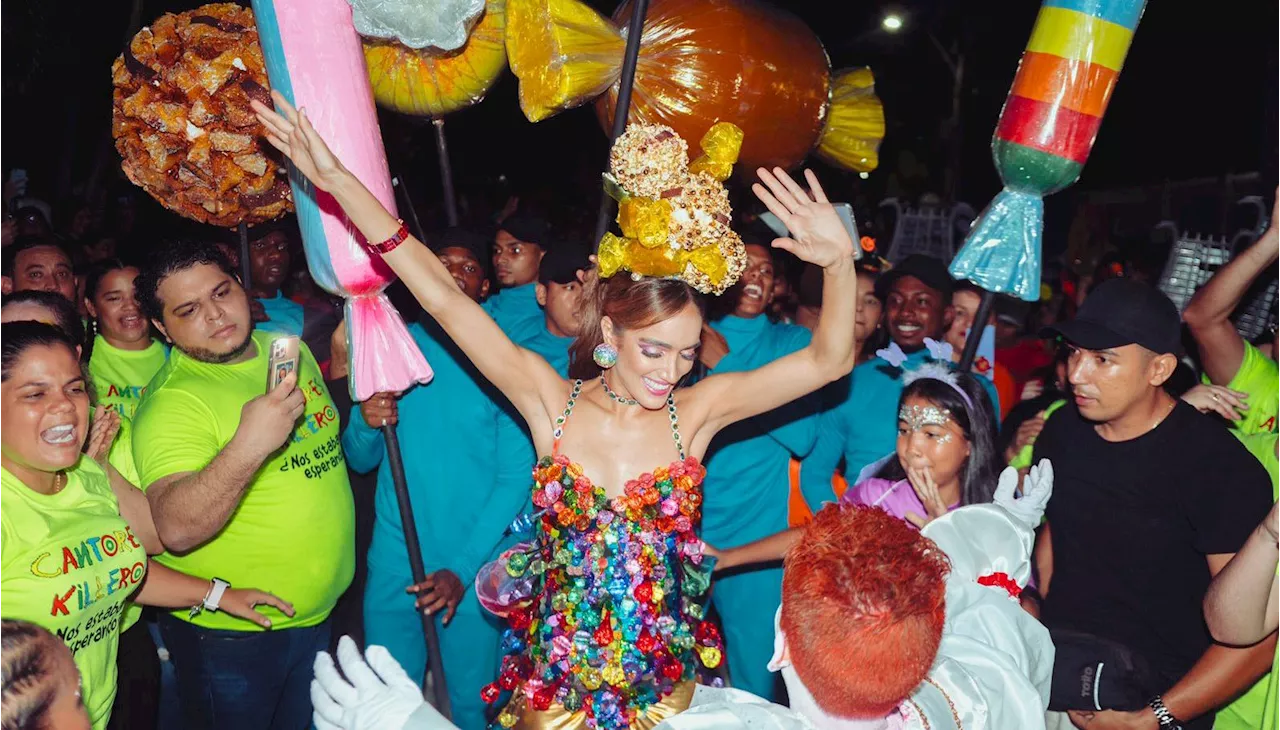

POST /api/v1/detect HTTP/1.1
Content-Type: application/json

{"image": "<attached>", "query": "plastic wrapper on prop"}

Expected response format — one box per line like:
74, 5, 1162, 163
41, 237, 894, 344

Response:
949, 0, 1146, 301
348, 0, 484, 52
362, 0, 508, 117
505, 0, 885, 173
253, 0, 432, 399
112, 3, 293, 227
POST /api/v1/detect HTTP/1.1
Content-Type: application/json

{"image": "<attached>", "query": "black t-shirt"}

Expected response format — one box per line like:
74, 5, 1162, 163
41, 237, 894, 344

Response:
1034, 401, 1272, 684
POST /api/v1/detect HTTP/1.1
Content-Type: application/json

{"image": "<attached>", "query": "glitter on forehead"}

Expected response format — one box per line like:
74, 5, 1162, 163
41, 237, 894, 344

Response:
898, 404, 953, 431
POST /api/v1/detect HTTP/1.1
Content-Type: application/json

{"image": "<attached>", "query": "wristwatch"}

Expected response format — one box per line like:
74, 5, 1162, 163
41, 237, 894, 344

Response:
1148, 695, 1183, 730
189, 578, 231, 619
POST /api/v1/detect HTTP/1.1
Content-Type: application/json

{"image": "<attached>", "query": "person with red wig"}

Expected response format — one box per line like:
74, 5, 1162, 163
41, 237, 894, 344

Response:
776, 504, 949, 722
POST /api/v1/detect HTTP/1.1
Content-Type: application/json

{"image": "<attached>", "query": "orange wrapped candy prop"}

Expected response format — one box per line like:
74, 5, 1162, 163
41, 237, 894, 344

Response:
362, 0, 508, 117
506, 0, 884, 172
112, 3, 293, 227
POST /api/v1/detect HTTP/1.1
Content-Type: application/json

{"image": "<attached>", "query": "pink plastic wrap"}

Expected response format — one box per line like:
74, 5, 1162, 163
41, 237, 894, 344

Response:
253, 0, 432, 399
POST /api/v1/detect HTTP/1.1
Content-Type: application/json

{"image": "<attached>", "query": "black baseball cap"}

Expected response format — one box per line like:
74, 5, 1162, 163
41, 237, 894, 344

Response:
874, 254, 955, 301
498, 213, 551, 250
1040, 278, 1181, 355
538, 241, 589, 286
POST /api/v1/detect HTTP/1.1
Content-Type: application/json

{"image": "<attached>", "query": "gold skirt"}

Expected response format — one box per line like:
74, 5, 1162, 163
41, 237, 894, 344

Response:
506, 680, 697, 730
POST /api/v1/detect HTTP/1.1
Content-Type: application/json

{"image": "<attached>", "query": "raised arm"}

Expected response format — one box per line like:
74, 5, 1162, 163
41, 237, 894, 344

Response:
1205, 503, 1279, 645
252, 95, 563, 442
688, 168, 857, 437
1183, 198, 1279, 385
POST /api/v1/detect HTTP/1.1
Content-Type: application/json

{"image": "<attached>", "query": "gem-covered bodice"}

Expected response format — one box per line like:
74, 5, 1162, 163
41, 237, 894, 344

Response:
483, 381, 724, 729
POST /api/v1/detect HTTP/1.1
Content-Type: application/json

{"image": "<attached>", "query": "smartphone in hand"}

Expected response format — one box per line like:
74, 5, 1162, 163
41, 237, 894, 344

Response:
266, 336, 301, 392
760, 202, 863, 260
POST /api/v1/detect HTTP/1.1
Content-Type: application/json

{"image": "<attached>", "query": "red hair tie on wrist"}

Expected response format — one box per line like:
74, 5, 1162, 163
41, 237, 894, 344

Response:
367, 220, 409, 254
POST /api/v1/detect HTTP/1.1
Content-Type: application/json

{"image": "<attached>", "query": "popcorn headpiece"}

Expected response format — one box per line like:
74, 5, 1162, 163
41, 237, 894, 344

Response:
597, 122, 748, 295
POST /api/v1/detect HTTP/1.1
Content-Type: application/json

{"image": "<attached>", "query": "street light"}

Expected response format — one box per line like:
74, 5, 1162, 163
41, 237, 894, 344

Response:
882, 13, 904, 32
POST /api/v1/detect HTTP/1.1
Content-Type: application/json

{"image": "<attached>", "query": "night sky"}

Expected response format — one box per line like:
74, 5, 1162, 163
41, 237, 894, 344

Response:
3, 0, 1276, 245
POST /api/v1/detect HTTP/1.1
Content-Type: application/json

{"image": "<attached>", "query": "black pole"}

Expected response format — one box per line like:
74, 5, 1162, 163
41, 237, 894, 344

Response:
382, 423, 453, 719
392, 175, 428, 243
592, 0, 651, 246
433, 119, 459, 228
238, 222, 252, 290
957, 288, 996, 372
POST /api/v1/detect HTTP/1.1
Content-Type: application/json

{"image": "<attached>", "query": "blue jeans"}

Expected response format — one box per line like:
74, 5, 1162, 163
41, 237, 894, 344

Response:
157, 614, 331, 730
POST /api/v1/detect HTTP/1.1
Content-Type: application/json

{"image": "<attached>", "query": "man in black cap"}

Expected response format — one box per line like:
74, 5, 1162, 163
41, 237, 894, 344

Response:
485, 212, 551, 343
1032, 279, 1273, 730
521, 241, 588, 377
800, 254, 999, 505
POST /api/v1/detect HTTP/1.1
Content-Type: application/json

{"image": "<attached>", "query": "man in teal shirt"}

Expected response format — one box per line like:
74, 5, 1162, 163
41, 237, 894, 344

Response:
484, 213, 551, 343
801, 255, 999, 510
245, 220, 305, 337
520, 242, 588, 375
700, 242, 820, 700
344, 229, 531, 730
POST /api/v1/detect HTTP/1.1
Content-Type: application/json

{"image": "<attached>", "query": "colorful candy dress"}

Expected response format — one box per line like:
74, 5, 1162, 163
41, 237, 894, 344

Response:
480, 380, 725, 729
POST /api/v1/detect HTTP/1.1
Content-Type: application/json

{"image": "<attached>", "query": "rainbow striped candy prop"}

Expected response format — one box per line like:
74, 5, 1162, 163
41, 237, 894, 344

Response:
949, 0, 1146, 301
252, 0, 432, 399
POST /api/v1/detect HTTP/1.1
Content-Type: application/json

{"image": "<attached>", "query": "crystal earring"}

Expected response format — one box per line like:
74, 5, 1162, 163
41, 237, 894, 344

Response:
592, 342, 618, 369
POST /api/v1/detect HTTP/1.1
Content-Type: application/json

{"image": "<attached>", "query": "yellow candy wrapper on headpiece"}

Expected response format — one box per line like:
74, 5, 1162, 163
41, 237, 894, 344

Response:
599, 122, 747, 295
688, 123, 744, 181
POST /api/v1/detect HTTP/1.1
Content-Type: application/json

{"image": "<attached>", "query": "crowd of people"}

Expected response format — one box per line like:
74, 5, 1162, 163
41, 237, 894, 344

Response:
0, 95, 1276, 730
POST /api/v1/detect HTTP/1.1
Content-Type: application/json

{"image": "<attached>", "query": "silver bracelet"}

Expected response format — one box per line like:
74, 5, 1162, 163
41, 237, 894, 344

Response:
1147, 695, 1182, 730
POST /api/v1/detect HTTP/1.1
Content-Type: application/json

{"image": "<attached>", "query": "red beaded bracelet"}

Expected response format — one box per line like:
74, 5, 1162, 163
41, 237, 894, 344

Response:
367, 220, 409, 254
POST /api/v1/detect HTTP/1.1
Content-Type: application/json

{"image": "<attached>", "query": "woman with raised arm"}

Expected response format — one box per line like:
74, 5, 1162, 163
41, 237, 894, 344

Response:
254, 95, 858, 729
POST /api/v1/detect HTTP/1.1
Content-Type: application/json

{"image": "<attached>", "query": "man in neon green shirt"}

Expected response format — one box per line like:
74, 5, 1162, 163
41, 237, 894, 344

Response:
1185, 203, 1279, 728
132, 241, 354, 730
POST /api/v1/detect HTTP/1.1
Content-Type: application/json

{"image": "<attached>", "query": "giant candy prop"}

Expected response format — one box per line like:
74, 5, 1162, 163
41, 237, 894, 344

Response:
348, 0, 484, 52
362, 0, 508, 117
112, 4, 294, 227
505, 0, 885, 173
251, 0, 431, 400
949, 0, 1146, 301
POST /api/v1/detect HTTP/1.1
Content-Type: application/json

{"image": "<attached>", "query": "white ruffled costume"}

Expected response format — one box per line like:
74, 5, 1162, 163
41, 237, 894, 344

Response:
312, 465, 1056, 730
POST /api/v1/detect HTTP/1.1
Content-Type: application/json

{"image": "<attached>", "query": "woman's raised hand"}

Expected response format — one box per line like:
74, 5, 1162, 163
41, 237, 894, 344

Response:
251, 91, 349, 193
750, 167, 853, 269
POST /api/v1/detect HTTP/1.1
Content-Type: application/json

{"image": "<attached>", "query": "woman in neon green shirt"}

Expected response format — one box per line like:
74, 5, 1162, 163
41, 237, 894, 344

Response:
83, 261, 167, 421
1, 321, 293, 730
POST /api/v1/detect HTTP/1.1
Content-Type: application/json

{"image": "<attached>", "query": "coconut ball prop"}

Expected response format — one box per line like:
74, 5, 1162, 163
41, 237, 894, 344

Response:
112, 3, 293, 227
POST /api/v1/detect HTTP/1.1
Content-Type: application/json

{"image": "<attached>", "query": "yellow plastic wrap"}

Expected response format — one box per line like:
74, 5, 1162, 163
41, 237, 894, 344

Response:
363, 0, 508, 117
816, 67, 885, 173
505, 0, 623, 122
688, 122, 744, 182
598, 123, 746, 294
505, 0, 884, 173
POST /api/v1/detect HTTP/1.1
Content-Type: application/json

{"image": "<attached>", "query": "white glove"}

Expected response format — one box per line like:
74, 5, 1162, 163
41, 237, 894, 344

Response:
312, 635, 453, 730
992, 460, 1053, 529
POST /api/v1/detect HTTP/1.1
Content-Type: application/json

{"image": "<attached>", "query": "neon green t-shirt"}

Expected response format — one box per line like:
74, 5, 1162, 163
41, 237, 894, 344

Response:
132, 330, 354, 631
1, 458, 149, 730
87, 335, 168, 421
1215, 430, 1279, 730
104, 414, 143, 633
1205, 341, 1279, 436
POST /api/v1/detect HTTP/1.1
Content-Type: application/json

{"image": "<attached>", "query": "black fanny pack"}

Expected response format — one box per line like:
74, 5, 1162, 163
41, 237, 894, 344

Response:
1048, 629, 1159, 712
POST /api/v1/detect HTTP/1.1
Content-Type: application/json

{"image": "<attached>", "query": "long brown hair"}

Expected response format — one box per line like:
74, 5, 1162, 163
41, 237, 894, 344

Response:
568, 272, 705, 380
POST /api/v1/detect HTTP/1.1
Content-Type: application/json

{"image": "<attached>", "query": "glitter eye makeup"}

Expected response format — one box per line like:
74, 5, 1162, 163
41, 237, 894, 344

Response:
898, 404, 953, 431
